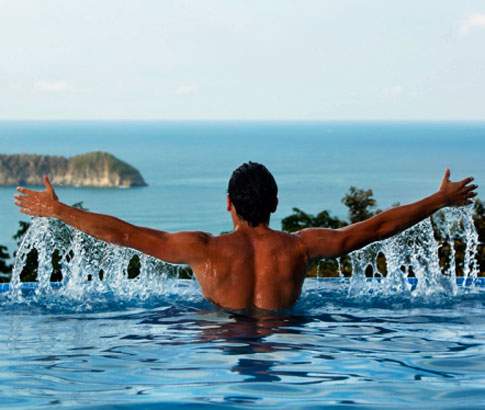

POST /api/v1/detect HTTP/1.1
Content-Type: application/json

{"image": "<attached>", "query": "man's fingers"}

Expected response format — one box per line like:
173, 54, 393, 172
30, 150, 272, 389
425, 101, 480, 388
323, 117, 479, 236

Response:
461, 176, 474, 186
14, 194, 35, 207
14, 198, 33, 209
464, 184, 478, 192
14, 198, 30, 207
16, 186, 35, 195
14, 193, 30, 201
442, 168, 451, 183
43, 175, 54, 193
19, 208, 34, 216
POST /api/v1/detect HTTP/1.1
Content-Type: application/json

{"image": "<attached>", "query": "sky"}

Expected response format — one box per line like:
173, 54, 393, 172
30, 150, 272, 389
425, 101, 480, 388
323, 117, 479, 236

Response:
1, 0, 485, 120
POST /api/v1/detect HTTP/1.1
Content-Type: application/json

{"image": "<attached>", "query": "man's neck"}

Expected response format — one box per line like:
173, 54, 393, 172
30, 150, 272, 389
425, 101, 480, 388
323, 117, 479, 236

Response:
232, 219, 271, 232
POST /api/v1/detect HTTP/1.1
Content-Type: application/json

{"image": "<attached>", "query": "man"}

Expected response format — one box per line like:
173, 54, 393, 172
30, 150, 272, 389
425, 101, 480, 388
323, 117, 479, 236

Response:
14, 162, 477, 310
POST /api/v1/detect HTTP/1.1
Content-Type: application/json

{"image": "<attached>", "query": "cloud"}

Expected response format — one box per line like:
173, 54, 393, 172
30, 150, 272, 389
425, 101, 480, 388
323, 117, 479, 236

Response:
382, 85, 404, 96
459, 13, 485, 37
175, 85, 197, 95
34, 81, 72, 93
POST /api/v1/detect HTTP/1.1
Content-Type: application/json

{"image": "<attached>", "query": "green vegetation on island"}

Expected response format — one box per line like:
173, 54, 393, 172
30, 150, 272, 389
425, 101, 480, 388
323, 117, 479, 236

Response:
0, 151, 147, 187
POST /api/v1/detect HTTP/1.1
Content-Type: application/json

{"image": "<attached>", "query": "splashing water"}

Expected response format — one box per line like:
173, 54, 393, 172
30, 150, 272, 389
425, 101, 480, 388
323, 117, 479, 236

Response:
4, 217, 203, 311
346, 206, 480, 300
1, 206, 481, 311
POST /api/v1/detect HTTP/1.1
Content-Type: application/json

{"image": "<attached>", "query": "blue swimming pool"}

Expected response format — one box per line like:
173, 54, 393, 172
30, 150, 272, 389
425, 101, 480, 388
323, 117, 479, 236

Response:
1, 278, 485, 409
1, 207, 484, 409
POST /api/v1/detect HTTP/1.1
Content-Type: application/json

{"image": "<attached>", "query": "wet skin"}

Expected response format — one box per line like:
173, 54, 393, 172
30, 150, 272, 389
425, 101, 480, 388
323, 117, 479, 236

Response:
14, 169, 477, 310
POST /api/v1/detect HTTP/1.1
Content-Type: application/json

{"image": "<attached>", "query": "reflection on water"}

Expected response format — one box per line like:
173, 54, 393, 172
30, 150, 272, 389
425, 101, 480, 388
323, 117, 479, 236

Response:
181, 312, 314, 383
1, 287, 485, 408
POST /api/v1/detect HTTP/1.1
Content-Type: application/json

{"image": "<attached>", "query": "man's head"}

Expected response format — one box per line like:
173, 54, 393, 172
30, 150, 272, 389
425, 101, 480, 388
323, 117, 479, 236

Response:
227, 162, 278, 227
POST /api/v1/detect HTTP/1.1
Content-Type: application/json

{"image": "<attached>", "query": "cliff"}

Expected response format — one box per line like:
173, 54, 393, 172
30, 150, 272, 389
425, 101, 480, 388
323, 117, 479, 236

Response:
0, 151, 147, 187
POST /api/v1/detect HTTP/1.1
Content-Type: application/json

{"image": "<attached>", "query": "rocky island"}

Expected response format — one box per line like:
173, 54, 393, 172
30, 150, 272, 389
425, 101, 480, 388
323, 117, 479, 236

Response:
0, 151, 147, 187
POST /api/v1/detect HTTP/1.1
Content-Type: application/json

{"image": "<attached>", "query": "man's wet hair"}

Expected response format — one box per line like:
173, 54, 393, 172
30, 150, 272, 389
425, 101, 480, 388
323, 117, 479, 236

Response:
228, 162, 278, 227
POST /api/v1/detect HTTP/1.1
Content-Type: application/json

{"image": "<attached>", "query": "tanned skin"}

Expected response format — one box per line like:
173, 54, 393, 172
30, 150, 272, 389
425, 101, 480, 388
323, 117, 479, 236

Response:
14, 169, 477, 310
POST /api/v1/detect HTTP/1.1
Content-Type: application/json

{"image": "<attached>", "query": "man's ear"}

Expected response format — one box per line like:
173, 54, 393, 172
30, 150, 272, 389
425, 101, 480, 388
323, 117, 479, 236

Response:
227, 195, 232, 212
272, 197, 279, 213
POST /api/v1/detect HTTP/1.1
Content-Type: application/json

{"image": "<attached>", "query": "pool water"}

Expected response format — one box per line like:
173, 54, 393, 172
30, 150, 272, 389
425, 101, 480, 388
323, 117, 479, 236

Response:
1, 207, 484, 409
1, 279, 485, 409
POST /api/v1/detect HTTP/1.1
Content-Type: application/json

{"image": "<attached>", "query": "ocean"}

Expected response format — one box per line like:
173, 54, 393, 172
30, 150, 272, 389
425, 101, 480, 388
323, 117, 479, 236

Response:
0, 120, 484, 256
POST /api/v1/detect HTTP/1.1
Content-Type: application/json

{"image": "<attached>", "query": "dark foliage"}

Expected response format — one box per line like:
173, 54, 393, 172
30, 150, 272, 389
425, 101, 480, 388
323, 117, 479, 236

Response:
282, 208, 347, 232
0, 245, 12, 283
342, 186, 377, 223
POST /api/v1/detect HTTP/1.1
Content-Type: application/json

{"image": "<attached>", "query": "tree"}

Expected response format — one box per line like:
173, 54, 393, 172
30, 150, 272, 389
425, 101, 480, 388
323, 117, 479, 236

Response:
341, 186, 377, 223
282, 208, 346, 232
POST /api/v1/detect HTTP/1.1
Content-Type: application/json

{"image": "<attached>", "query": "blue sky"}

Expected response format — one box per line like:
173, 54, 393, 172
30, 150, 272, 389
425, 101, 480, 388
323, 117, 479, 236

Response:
1, 0, 485, 120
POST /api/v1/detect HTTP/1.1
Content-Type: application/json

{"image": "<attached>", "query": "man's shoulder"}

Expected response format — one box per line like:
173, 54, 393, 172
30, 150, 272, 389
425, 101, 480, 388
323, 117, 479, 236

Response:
209, 228, 299, 246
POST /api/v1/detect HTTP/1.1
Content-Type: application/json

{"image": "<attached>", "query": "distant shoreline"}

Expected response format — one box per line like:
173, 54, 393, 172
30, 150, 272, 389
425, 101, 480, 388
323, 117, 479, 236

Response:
0, 151, 147, 188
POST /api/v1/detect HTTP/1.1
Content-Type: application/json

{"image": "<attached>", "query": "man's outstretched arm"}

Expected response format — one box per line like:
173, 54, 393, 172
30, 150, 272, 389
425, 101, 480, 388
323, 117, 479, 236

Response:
298, 169, 478, 260
14, 176, 211, 266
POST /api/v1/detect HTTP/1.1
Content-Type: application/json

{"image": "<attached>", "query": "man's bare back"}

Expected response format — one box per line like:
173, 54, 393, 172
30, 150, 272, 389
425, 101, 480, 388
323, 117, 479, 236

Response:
14, 163, 477, 310
195, 226, 308, 310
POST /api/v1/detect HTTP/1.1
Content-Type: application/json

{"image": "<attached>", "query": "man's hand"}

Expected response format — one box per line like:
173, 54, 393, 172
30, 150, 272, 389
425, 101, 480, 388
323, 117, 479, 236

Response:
14, 175, 59, 217
438, 168, 478, 207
